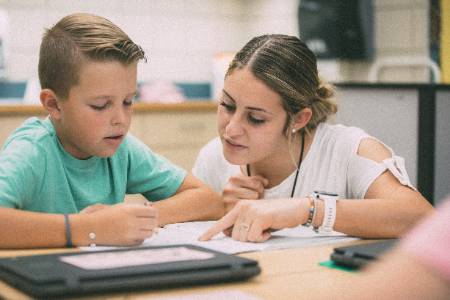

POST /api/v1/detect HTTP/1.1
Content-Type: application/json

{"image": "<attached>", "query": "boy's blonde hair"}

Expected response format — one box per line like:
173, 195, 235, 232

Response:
38, 13, 146, 99
226, 34, 337, 136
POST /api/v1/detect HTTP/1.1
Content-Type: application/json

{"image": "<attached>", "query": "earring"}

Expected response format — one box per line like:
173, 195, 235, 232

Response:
292, 128, 297, 134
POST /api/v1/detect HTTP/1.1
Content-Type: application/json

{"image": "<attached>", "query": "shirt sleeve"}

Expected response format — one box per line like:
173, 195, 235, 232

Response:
0, 138, 43, 209
192, 137, 229, 193
400, 198, 450, 283
124, 135, 187, 201
347, 136, 415, 199
192, 140, 213, 184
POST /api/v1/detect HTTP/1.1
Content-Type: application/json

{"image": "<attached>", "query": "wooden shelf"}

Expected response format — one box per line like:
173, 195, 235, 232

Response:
0, 101, 217, 116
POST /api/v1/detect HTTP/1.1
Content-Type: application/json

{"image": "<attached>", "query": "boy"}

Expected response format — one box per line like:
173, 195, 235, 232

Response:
0, 13, 224, 248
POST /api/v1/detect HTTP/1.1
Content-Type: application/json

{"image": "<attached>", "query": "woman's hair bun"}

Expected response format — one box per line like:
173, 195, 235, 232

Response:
316, 80, 335, 100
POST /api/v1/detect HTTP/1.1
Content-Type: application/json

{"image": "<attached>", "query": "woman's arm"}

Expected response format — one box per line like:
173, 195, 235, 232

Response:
200, 139, 433, 241
313, 138, 433, 238
314, 174, 432, 238
153, 173, 226, 226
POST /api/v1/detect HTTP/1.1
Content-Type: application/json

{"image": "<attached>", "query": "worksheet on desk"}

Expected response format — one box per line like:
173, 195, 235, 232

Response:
82, 221, 357, 254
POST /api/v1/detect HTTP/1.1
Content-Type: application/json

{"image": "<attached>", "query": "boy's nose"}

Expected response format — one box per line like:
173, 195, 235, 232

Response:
111, 108, 127, 125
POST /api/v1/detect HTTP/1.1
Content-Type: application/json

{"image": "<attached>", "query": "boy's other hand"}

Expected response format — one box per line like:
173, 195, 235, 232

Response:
90, 203, 158, 246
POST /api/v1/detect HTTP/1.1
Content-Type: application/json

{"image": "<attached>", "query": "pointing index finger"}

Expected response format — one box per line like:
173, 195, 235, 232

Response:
198, 208, 240, 241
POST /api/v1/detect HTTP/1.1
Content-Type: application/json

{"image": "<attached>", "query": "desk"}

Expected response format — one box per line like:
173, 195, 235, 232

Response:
0, 240, 370, 300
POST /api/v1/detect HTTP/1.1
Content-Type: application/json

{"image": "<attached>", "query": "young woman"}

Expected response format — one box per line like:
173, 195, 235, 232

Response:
194, 34, 433, 242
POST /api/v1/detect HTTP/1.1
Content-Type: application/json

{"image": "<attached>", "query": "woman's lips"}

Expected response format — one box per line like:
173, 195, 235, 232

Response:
224, 138, 247, 150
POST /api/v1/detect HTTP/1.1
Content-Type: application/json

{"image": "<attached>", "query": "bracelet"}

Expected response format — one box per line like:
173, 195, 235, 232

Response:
312, 191, 338, 234
311, 198, 318, 229
88, 232, 96, 247
63, 214, 73, 248
302, 196, 316, 227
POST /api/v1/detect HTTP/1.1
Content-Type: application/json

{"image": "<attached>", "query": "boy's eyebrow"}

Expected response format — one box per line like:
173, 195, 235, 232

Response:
91, 95, 112, 101
91, 91, 137, 101
222, 89, 274, 115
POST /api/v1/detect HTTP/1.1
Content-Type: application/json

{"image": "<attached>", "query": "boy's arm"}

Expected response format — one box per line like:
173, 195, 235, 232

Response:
0, 208, 67, 248
0, 205, 158, 249
153, 173, 226, 225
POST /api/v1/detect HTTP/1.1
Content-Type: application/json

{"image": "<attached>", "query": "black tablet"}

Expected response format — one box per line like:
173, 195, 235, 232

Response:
330, 239, 397, 269
0, 244, 260, 299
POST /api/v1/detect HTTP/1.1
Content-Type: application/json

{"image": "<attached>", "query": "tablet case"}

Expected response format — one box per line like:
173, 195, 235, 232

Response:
330, 239, 397, 268
0, 244, 261, 299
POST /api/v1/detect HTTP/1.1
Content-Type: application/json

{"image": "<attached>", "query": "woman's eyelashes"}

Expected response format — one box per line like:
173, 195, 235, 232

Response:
220, 101, 235, 112
220, 101, 266, 125
248, 114, 265, 125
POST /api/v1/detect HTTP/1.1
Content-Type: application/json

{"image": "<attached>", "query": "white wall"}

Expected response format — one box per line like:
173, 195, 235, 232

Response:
0, 0, 242, 83
0, 0, 299, 84
0, 0, 432, 83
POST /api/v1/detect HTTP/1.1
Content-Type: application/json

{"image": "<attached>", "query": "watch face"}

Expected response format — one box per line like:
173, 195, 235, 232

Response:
313, 190, 338, 197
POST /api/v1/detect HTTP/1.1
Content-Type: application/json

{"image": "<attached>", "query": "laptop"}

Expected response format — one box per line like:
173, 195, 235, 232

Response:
0, 244, 260, 299
330, 239, 397, 268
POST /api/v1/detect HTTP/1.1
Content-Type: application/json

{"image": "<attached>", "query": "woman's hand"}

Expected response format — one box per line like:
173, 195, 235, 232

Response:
87, 203, 158, 246
222, 174, 269, 211
199, 198, 308, 243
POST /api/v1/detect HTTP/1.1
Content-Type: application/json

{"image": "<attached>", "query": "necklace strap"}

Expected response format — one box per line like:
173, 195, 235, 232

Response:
246, 130, 306, 198
291, 130, 305, 197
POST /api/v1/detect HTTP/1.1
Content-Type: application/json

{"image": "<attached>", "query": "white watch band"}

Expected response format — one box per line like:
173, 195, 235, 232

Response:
313, 191, 338, 234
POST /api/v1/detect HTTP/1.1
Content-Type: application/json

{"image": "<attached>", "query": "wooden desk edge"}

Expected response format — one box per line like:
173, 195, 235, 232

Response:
0, 101, 218, 116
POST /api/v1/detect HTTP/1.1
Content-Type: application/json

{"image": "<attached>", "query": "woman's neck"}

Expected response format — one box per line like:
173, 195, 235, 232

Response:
248, 129, 315, 189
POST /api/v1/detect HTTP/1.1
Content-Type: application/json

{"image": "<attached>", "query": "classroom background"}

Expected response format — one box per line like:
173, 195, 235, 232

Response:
0, 0, 449, 204
1, 0, 446, 86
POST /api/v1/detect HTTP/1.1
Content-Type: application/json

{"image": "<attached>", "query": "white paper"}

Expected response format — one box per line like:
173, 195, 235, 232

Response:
81, 221, 357, 254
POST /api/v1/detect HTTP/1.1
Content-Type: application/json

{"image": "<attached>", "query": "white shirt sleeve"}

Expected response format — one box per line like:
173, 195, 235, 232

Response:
192, 137, 240, 193
347, 138, 415, 199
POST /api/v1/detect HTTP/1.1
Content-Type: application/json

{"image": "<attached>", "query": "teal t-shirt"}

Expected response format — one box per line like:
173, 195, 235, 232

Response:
0, 117, 186, 213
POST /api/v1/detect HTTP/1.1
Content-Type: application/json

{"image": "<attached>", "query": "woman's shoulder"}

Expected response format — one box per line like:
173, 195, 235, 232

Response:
197, 137, 235, 172
202, 136, 222, 149
193, 137, 239, 192
197, 137, 223, 158
318, 122, 368, 139
313, 122, 371, 156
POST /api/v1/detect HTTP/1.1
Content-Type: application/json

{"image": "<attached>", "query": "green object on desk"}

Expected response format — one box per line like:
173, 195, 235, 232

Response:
319, 260, 358, 273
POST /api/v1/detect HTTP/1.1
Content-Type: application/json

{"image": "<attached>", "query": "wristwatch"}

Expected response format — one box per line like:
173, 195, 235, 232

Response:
312, 191, 338, 234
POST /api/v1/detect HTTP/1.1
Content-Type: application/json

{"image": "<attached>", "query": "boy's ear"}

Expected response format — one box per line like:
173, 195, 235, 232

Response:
40, 89, 61, 120
291, 107, 312, 131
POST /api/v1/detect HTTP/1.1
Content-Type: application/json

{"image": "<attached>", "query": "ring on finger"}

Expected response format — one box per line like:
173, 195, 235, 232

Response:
240, 223, 250, 231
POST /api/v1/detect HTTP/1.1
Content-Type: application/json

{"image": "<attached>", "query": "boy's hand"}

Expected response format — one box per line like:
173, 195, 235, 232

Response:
80, 203, 110, 214
90, 203, 158, 246
222, 174, 268, 210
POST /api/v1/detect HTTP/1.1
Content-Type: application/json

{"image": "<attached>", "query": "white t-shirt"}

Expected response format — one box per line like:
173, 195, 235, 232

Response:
192, 123, 414, 200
